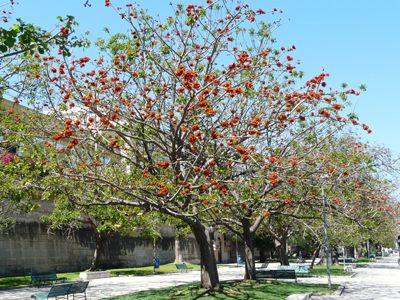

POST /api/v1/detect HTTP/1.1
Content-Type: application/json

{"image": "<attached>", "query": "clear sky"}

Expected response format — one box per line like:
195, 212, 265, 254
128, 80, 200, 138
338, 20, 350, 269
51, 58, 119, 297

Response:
9, 0, 400, 156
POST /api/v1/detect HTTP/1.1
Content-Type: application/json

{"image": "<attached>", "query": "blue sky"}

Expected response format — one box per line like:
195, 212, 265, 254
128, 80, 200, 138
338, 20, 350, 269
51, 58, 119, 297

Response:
9, 0, 400, 156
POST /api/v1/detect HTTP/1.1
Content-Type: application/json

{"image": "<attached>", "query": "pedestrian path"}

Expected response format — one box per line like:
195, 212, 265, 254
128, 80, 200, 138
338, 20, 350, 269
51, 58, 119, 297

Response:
0, 266, 246, 300
308, 254, 400, 299
2, 257, 399, 299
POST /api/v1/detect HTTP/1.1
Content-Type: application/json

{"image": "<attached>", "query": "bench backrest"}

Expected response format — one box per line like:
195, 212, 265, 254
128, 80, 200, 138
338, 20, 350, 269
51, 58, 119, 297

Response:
278, 265, 297, 270
257, 270, 296, 277
30, 271, 57, 280
175, 264, 188, 269
276, 270, 296, 278
47, 283, 72, 298
260, 263, 268, 268
69, 281, 90, 294
278, 266, 309, 272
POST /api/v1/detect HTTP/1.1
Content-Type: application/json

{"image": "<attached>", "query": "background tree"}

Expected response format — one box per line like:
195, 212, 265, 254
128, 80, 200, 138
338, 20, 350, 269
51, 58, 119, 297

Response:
41, 194, 159, 271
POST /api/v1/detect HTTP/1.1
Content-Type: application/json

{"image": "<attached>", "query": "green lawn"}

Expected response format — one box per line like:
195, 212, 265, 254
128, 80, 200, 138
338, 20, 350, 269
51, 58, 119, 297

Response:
101, 280, 339, 300
356, 257, 373, 263
0, 272, 80, 289
108, 263, 200, 276
310, 265, 353, 276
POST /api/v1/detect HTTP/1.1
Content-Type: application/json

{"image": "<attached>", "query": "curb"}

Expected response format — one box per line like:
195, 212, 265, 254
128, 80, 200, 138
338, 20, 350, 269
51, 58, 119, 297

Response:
285, 284, 345, 300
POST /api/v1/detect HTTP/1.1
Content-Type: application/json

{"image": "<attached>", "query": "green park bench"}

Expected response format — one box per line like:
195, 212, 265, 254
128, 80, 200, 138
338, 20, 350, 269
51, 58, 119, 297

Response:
278, 265, 310, 276
29, 271, 67, 287
256, 269, 297, 283
31, 281, 90, 300
369, 254, 376, 260
338, 257, 358, 263
175, 263, 194, 272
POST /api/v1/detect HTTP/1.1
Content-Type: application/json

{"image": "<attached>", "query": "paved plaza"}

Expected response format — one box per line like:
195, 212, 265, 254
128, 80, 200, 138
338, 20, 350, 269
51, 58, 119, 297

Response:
1, 255, 400, 299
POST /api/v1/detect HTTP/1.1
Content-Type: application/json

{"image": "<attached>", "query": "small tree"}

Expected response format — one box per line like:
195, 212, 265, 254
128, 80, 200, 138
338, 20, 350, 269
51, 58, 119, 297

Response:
41, 195, 158, 271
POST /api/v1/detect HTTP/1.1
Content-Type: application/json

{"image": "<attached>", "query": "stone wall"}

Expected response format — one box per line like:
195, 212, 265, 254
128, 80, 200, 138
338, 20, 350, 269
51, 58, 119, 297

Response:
0, 202, 181, 277
0, 201, 257, 277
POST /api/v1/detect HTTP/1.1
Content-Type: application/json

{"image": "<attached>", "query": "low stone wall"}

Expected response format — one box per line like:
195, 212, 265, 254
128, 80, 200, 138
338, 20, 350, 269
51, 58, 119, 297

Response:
0, 220, 178, 277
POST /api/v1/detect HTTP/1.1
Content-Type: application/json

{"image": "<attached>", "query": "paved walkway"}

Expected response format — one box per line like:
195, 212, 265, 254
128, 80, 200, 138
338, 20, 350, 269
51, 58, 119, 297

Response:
0, 266, 247, 299
307, 254, 400, 299
2, 256, 399, 299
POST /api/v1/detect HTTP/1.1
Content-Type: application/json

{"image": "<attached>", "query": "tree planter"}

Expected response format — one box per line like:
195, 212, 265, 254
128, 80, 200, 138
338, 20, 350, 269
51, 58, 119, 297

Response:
79, 271, 111, 280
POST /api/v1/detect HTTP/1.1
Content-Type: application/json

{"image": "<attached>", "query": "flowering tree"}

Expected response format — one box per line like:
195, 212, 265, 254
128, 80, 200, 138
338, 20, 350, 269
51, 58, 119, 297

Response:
2, 0, 375, 287
259, 133, 399, 266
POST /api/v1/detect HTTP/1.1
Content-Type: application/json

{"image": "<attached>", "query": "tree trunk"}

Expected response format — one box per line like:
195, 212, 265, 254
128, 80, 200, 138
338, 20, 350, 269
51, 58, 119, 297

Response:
174, 237, 183, 263
88, 243, 103, 271
260, 248, 266, 263
241, 219, 256, 279
317, 246, 334, 266
274, 234, 289, 265
310, 245, 321, 269
190, 222, 219, 289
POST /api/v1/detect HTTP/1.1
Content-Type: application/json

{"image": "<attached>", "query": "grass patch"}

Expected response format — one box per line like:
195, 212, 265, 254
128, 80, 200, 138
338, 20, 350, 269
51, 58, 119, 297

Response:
310, 265, 353, 276
356, 257, 372, 263
356, 263, 367, 267
101, 280, 339, 300
0, 272, 80, 289
108, 263, 200, 276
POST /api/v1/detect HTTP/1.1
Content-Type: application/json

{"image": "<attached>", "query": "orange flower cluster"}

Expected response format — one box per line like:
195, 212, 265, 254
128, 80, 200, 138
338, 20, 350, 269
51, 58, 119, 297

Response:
156, 161, 170, 169
159, 187, 169, 196
217, 185, 227, 194
53, 132, 64, 141
203, 170, 211, 177
270, 172, 278, 185
284, 198, 291, 205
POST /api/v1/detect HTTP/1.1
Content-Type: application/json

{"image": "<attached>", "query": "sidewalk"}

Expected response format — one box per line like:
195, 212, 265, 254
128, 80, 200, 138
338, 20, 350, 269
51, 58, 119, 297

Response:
307, 254, 400, 299
0, 266, 247, 300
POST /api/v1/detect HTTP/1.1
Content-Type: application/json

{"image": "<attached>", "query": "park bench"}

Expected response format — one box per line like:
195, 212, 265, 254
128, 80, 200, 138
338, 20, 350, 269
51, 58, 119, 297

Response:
256, 270, 297, 283
369, 254, 376, 261
175, 263, 193, 272
338, 257, 358, 263
256, 262, 269, 270
31, 281, 90, 300
278, 265, 310, 276
30, 271, 67, 287
237, 260, 245, 266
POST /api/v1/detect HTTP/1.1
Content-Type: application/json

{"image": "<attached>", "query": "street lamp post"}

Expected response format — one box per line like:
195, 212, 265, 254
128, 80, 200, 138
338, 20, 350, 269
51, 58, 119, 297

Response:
322, 185, 332, 289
